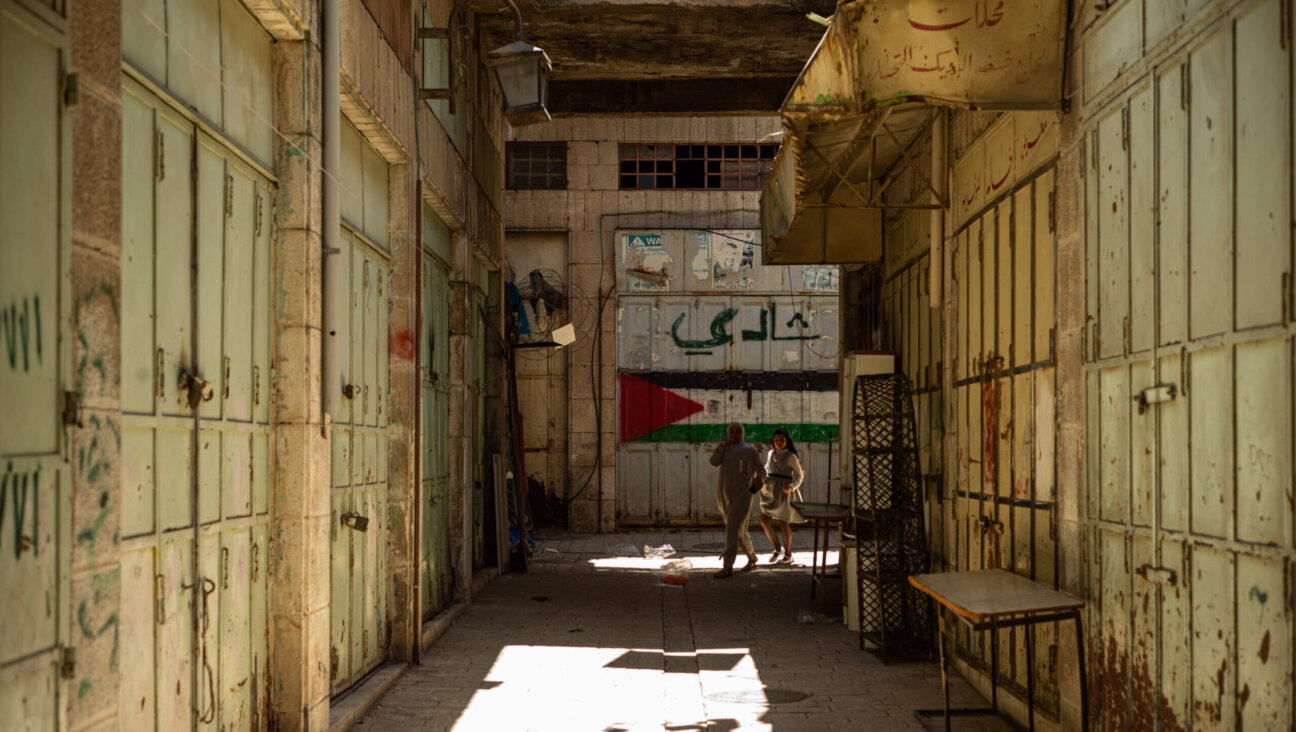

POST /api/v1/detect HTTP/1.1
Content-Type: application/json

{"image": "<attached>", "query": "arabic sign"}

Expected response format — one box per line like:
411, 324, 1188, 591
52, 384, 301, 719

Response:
785, 0, 1066, 115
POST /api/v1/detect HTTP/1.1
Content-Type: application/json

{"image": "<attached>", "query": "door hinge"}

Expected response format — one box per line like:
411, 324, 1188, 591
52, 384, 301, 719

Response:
224, 174, 234, 218
1282, 272, 1291, 325
1121, 105, 1130, 151
156, 348, 166, 398
155, 574, 166, 624
253, 365, 261, 406
1091, 130, 1100, 171
155, 130, 165, 182
1048, 190, 1056, 233
251, 542, 260, 582
1123, 316, 1131, 356
60, 647, 76, 679
62, 390, 83, 428
1282, 0, 1291, 50
221, 546, 229, 590
254, 194, 264, 237
330, 647, 339, 681
1284, 560, 1293, 610
62, 72, 79, 107
223, 356, 231, 399
1181, 62, 1190, 111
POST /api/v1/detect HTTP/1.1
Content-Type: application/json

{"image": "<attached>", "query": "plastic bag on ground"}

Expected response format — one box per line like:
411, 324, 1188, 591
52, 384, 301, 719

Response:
662, 559, 693, 573
642, 543, 676, 559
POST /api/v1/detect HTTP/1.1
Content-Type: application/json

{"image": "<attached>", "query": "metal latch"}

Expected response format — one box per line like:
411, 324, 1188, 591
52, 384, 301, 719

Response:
978, 515, 1004, 535
179, 371, 214, 409
1134, 383, 1177, 415
1136, 564, 1177, 586
341, 512, 369, 532
342, 383, 360, 400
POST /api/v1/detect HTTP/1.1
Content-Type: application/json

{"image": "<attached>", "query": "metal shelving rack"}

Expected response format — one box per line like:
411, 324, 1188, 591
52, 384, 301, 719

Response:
851, 372, 933, 663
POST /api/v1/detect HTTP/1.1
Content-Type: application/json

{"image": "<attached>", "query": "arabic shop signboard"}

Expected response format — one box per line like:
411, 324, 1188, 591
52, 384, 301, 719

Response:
785, 0, 1067, 117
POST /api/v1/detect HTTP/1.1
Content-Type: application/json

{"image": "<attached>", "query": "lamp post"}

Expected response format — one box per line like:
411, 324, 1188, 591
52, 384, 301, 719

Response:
488, 0, 552, 126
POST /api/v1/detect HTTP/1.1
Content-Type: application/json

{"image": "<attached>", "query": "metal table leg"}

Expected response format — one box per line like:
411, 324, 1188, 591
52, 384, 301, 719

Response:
1026, 621, 1035, 731
990, 620, 999, 712
937, 608, 951, 732
914, 608, 999, 729
810, 518, 821, 598
1074, 611, 1089, 731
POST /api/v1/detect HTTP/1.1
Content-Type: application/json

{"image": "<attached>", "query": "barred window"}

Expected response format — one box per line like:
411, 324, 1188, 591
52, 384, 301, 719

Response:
507, 142, 567, 190
618, 143, 778, 190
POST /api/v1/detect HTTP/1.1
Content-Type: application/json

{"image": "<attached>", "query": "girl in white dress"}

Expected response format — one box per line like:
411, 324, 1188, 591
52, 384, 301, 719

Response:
758, 427, 806, 563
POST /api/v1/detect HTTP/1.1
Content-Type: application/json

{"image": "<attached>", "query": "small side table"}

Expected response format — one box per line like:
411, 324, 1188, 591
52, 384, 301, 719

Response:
908, 569, 1088, 732
790, 501, 851, 598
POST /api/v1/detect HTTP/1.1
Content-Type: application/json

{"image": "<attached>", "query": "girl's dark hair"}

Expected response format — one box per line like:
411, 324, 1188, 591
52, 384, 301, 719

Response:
771, 427, 798, 456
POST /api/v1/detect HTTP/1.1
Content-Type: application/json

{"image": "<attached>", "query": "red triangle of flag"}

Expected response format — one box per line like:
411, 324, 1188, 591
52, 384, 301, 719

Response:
619, 373, 704, 442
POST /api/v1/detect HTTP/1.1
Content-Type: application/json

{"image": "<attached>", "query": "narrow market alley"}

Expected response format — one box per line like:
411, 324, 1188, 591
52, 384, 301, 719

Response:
4, 0, 1296, 730
352, 531, 1010, 732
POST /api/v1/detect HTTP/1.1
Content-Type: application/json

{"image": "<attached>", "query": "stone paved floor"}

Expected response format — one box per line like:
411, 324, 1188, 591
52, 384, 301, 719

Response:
355, 529, 1012, 731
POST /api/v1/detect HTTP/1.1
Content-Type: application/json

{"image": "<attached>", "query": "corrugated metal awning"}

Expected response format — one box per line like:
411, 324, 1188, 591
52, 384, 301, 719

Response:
761, 0, 1067, 264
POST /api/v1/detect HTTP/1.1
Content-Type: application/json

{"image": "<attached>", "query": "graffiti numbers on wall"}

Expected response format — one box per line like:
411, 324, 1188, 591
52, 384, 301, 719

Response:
2, 295, 42, 372
0, 461, 41, 559
671, 302, 820, 355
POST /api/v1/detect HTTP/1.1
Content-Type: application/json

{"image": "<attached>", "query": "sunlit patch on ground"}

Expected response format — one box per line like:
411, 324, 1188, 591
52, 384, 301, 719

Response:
580, 549, 838, 573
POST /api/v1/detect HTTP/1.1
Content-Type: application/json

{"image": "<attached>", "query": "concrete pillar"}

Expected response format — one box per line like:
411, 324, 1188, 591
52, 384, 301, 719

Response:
448, 231, 474, 599
68, 0, 124, 728
385, 162, 419, 658
270, 33, 332, 731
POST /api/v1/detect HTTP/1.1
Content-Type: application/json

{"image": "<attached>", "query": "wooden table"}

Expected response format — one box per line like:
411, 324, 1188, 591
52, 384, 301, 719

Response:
908, 569, 1087, 731
790, 502, 851, 598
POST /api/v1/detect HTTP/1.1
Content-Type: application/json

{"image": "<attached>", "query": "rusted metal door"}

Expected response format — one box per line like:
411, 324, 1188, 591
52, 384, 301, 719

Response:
329, 229, 390, 692
329, 117, 392, 694
421, 208, 452, 618
1083, 5, 1294, 727
613, 230, 841, 526
119, 76, 274, 731
0, 4, 68, 728
945, 110, 1061, 716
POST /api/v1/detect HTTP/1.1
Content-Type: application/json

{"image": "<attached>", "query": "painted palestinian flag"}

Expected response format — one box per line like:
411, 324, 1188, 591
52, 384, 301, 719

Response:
618, 370, 840, 444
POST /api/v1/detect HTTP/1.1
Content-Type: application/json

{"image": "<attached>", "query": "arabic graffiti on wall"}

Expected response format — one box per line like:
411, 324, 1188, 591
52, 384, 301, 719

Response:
670, 302, 822, 354
2, 295, 43, 373
1, 461, 41, 560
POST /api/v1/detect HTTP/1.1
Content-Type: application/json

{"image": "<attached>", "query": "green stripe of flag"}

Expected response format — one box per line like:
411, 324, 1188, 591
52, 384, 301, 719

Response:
629, 423, 839, 444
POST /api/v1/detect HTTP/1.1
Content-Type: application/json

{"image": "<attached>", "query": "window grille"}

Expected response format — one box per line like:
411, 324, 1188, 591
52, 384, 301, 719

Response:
618, 143, 778, 190
506, 142, 567, 190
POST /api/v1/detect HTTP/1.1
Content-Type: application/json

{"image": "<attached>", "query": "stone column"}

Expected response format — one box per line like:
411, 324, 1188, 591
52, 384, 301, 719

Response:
385, 163, 419, 659
271, 32, 332, 731
68, 0, 124, 728
448, 231, 474, 599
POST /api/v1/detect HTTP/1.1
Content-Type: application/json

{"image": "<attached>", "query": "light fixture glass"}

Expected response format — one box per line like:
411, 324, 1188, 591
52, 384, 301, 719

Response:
488, 40, 552, 126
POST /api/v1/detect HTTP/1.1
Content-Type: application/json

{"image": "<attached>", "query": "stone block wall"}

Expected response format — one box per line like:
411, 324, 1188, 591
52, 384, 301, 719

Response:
504, 115, 780, 531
